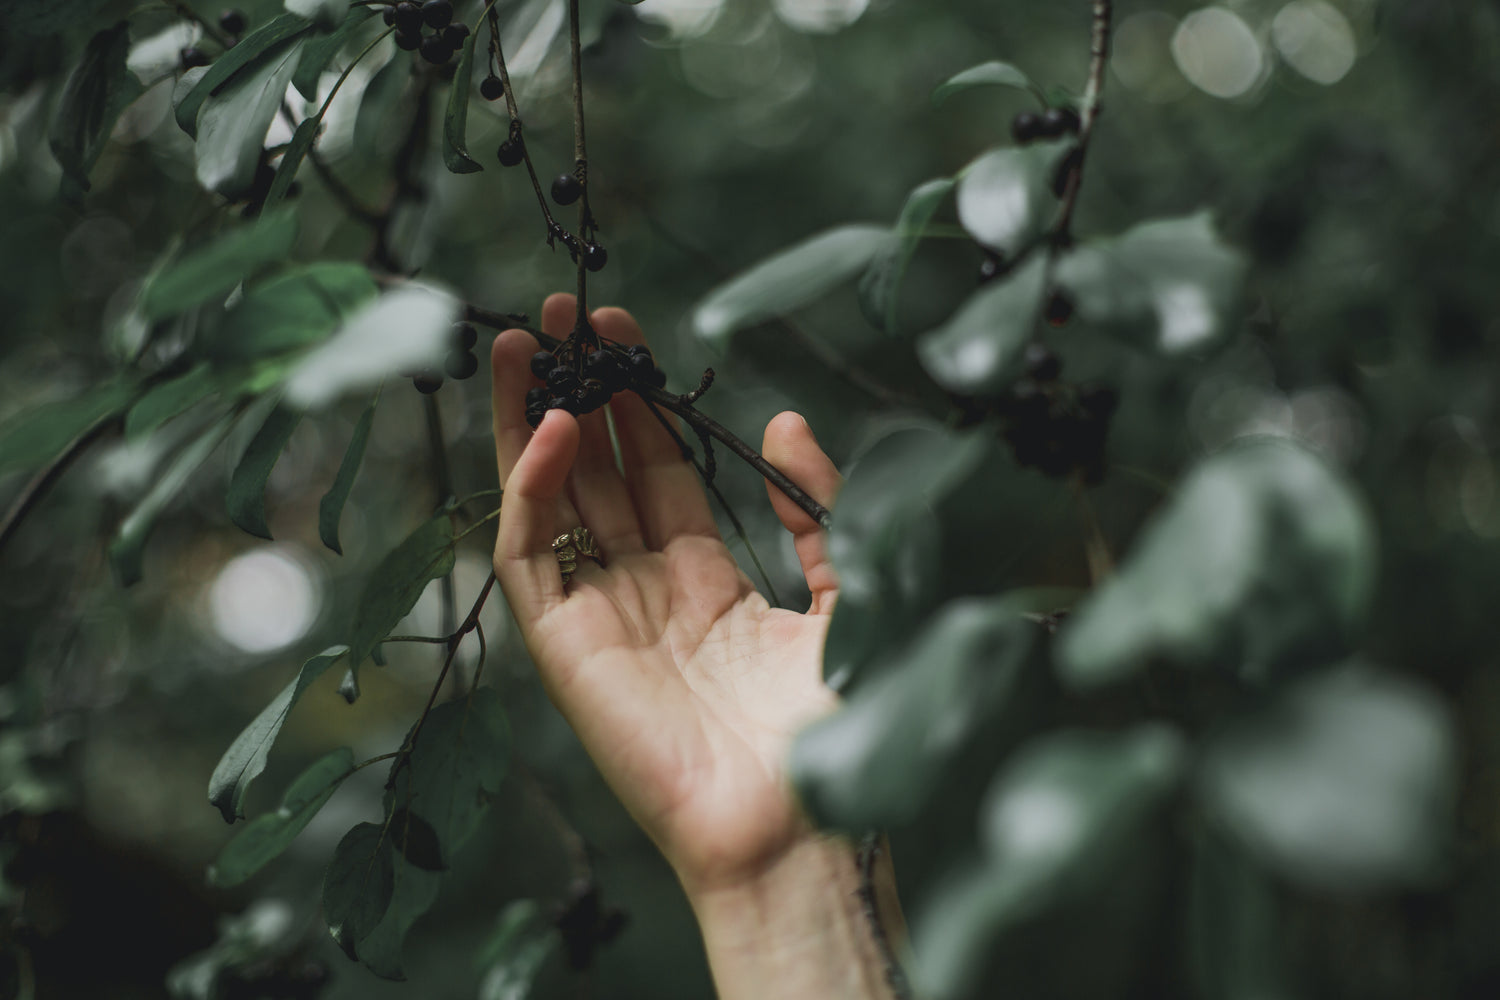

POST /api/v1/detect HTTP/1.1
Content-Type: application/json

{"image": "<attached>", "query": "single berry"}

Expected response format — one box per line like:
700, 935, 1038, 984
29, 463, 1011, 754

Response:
529, 351, 555, 379
628, 354, 655, 379
583, 244, 608, 272
497, 137, 524, 167
480, 75, 505, 101
552, 395, 581, 415
413, 373, 443, 394
551, 172, 582, 206
1045, 291, 1075, 326
584, 349, 614, 374
1041, 107, 1081, 137
624, 344, 651, 359
647, 367, 667, 389
1011, 111, 1043, 144
1079, 383, 1119, 418
525, 387, 548, 407
525, 406, 545, 428
180, 47, 210, 69
393, 2, 423, 34
1023, 343, 1062, 382
219, 8, 247, 34
442, 23, 469, 47
978, 253, 1004, 284
454, 322, 478, 350
422, 0, 454, 29
547, 367, 579, 392
382, 6, 396, 26
395, 29, 421, 51
420, 35, 454, 64
445, 350, 479, 380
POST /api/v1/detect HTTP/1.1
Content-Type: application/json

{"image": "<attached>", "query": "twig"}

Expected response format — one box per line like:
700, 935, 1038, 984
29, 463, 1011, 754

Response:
424, 394, 462, 689
567, 0, 595, 333
488, 3, 571, 250
857, 832, 913, 1000
1051, 0, 1114, 242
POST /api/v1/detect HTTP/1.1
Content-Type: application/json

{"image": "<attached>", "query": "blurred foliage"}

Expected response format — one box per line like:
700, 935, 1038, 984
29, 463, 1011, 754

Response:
2, 0, 1500, 998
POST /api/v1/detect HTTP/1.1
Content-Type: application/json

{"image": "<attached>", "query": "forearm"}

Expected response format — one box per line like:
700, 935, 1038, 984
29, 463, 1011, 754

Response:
681, 834, 907, 1000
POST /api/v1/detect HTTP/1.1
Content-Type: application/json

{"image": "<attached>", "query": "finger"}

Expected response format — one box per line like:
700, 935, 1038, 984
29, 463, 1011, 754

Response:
540, 291, 575, 340
592, 306, 718, 549
490, 314, 581, 526
762, 411, 842, 615
568, 404, 646, 555
494, 410, 580, 626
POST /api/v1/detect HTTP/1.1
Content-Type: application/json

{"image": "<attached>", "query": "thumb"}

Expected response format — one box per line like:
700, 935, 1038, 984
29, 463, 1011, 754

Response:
762, 412, 842, 614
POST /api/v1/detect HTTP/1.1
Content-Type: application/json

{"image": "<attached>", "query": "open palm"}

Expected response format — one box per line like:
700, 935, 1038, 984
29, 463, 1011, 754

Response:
490, 295, 843, 893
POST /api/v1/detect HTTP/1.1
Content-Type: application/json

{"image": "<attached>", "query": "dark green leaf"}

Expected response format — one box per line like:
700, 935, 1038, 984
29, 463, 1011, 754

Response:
931, 60, 1035, 105
1056, 438, 1377, 688
352, 54, 409, 156
319, 394, 379, 554
347, 513, 457, 678
692, 226, 895, 346
0, 380, 137, 479
212, 262, 379, 361
293, 4, 379, 100
1054, 212, 1247, 354
1201, 664, 1455, 892
349, 860, 442, 979
48, 22, 144, 192
442, 25, 484, 174
916, 254, 1048, 395
141, 208, 298, 322
955, 142, 1070, 256
108, 415, 236, 586
210, 747, 355, 886
195, 37, 307, 197
175, 13, 315, 137
324, 822, 396, 960
265, 116, 320, 213
477, 901, 558, 1000
389, 686, 510, 855
388, 808, 446, 871
227, 404, 302, 539
792, 596, 1045, 831
207, 646, 347, 822
858, 177, 954, 336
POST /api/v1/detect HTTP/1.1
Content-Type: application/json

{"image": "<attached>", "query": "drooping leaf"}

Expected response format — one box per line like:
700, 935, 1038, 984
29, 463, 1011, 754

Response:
108, 414, 236, 586
442, 24, 484, 174
140, 208, 298, 321
388, 808, 446, 871
347, 858, 442, 980
1056, 438, 1377, 688
48, 22, 145, 192
0, 380, 138, 479
227, 404, 303, 539
911, 726, 1186, 999
1201, 663, 1456, 892
692, 226, 895, 346
194, 37, 307, 197
346, 513, 457, 680
125, 364, 224, 441
212, 262, 380, 361
319, 393, 379, 554
293, 3, 379, 100
1054, 212, 1248, 354
265, 116, 320, 213
477, 901, 559, 1000
931, 60, 1035, 105
352, 54, 409, 155
208, 646, 348, 822
282, 284, 458, 409
210, 747, 355, 886
175, 13, 316, 137
324, 822, 397, 960
955, 141, 1071, 256
916, 254, 1048, 395
792, 596, 1045, 831
858, 177, 955, 336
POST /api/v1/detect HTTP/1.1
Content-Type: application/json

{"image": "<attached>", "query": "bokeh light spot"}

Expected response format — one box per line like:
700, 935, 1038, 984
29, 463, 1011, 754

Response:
770, 0, 869, 35
637, 0, 725, 38
1273, 1, 1358, 86
208, 547, 321, 654
1111, 11, 1190, 102
1172, 7, 1265, 100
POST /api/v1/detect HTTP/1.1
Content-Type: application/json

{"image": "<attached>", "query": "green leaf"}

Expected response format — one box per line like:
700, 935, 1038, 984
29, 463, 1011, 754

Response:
324, 821, 397, 960
931, 60, 1035, 105
916, 254, 1048, 395
227, 404, 303, 540
353, 54, 409, 156
213, 262, 380, 361
1056, 438, 1377, 688
347, 859, 442, 979
287, 0, 349, 32
175, 13, 315, 138
282, 284, 458, 409
48, 22, 144, 192
388, 808, 446, 871
319, 394, 379, 554
390, 687, 510, 858
442, 25, 484, 174
140, 208, 298, 321
692, 226, 895, 346
792, 596, 1045, 831
911, 726, 1185, 999
265, 116, 320, 214
125, 364, 221, 441
208, 646, 348, 822
858, 177, 954, 336
477, 901, 559, 1000
347, 513, 457, 679
1054, 212, 1248, 354
109, 415, 236, 586
210, 747, 355, 886
1201, 664, 1456, 892
0, 380, 138, 479
195, 37, 307, 197
1187, 831, 1289, 1000
293, 4, 379, 100
955, 142, 1071, 256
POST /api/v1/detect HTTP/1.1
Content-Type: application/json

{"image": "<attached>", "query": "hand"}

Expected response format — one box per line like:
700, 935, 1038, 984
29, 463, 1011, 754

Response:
489, 294, 844, 895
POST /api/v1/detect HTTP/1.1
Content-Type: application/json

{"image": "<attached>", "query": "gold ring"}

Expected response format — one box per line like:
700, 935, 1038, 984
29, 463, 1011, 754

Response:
552, 526, 603, 586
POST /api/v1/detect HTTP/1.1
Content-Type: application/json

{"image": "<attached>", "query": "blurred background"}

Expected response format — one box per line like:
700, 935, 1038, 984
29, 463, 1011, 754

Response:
2, 0, 1499, 997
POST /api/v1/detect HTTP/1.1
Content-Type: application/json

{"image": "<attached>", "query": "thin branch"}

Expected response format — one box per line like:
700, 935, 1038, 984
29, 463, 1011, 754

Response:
488, 3, 571, 249
1052, 0, 1114, 242
567, 0, 595, 334
857, 833, 913, 1000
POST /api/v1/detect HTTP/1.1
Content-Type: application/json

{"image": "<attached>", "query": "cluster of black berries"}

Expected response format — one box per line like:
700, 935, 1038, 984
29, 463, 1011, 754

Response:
524, 343, 665, 427
998, 342, 1118, 482
382, 0, 469, 65
180, 9, 246, 68
1011, 106, 1081, 144
411, 322, 481, 394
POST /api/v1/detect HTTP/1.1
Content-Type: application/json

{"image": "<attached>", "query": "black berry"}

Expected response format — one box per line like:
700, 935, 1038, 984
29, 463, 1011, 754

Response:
445, 350, 479, 380
529, 351, 555, 379
1011, 112, 1043, 144
628, 354, 655, 379
551, 172, 582, 206
383, 6, 396, 26
219, 8, 246, 35
395, 29, 421, 51
422, 0, 453, 29
1045, 292, 1075, 326
480, 75, 505, 101
547, 367, 579, 392
525, 387, 548, 407
646, 367, 667, 389
454, 322, 478, 350
525, 405, 546, 428
442, 23, 469, 47
393, 2, 423, 34
1023, 343, 1062, 382
1041, 107, 1081, 137
497, 138, 524, 167
1079, 383, 1119, 418
624, 344, 651, 360
583, 244, 608, 272
413, 373, 443, 394
180, 47, 210, 69
420, 35, 453, 64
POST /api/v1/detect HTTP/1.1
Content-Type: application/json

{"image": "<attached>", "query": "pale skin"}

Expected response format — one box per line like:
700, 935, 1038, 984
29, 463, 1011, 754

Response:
490, 294, 903, 999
